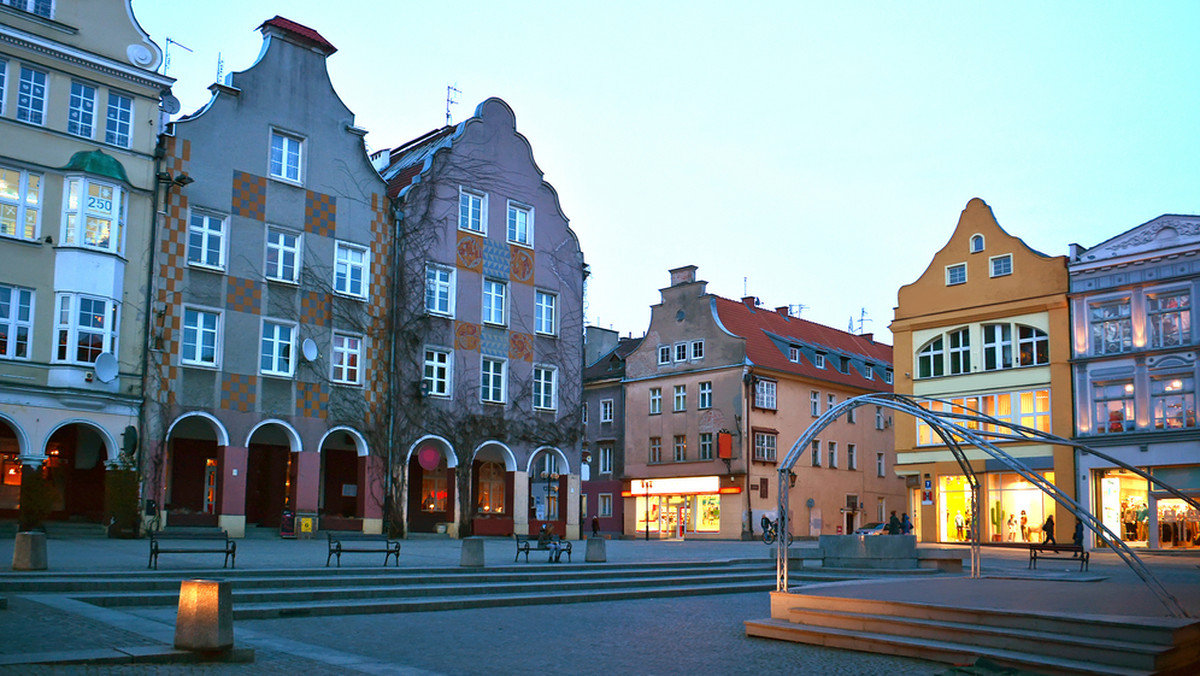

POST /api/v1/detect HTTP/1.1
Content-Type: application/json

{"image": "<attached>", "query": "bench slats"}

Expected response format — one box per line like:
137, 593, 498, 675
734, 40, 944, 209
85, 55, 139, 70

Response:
148, 529, 235, 570
327, 532, 400, 567
1028, 543, 1089, 571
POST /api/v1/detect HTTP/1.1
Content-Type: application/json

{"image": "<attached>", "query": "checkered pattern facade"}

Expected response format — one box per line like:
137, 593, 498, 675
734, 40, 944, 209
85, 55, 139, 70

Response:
305, 190, 336, 237
296, 381, 328, 418
232, 171, 266, 220
221, 373, 257, 413
151, 135, 194, 410
226, 277, 262, 314
362, 193, 391, 427
480, 325, 508, 359
301, 291, 330, 327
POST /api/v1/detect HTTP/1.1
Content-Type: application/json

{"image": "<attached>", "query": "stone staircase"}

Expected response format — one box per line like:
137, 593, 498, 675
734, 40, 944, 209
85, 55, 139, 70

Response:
745, 592, 1200, 676
0, 560, 940, 620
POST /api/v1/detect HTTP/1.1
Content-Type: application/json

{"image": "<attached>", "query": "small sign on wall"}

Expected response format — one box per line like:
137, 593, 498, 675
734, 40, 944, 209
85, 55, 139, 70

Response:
342, 484, 357, 497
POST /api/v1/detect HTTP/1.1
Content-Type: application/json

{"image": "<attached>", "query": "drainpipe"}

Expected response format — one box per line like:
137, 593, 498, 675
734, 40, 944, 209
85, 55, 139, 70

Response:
136, 134, 168, 526
743, 366, 753, 539
383, 206, 403, 536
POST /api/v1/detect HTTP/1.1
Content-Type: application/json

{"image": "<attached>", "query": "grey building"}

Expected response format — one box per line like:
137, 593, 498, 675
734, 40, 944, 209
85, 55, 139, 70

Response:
581, 326, 641, 535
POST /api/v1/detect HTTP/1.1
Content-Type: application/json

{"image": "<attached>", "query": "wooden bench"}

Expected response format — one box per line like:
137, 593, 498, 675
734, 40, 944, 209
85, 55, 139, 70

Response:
326, 532, 401, 567
148, 527, 235, 570
1028, 543, 1089, 571
514, 533, 572, 563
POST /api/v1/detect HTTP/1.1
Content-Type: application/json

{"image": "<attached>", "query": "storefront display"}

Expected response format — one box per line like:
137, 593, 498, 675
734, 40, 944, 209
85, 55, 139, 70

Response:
938, 471, 1055, 543
629, 476, 736, 537
1096, 468, 1148, 546
938, 475, 973, 542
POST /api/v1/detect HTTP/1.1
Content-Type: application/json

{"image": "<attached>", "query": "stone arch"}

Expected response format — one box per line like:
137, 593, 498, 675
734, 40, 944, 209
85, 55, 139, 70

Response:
406, 434, 457, 467
526, 445, 569, 475
319, 426, 369, 457
245, 419, 302, 453
166, 411, 230, 447
42, 419, 118, 463
471, 440, 516, 471
0, 410, 30, 456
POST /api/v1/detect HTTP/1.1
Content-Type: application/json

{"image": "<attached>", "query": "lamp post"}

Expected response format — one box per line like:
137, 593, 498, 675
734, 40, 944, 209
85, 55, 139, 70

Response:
644, 480, 652, 541
540, 470, 559, 526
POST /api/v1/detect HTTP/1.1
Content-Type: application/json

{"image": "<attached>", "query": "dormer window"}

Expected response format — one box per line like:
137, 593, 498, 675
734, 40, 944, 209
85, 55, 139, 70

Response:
788, 346, 800, 363
815, 353, 826, 369
970, 234, 985, 253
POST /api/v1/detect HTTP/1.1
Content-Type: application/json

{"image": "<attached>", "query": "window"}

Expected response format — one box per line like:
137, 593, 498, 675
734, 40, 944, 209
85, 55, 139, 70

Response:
1148, 291, 1190, 349
1017, 326, 1049, 366
946, 263, 967, 286
788, 346, 800, 362
698, 381, 712, 409
810, 391, 820, 417
884, 370, 893, 384
533, 365, 557, 410
674, 342, 687, 362
983, 324, 1013, 371
269, 130, 302, 182
755, 379, 777, 409
507, 201, 532, 246
0, 165, 41, 240
63, 178, 124, 254
673, 435, 687, 462
600, 399, 614, 423
815, 353, 826, 369
68, 82, 96, 138
331, 332, 363, 385
581, 404, 587, 425
423, 348, 451, 397
181, 308, 220, 367
690, 340, 704, 360
917, 336, 944, 378
810, 439, 821, 467
17, 66, 47, 125
259, 320, 295, 377
649, 437, 662, 464
827, 393, 836, 412
1151, 376, 1196, 430
657, 345, 671, 365
424, 264, 455, 317
482, 279, 506, 325
187, 211, 225, 269
864, 364, 874, 380
847, 443, 857, 470
699, 432, 713, 461
599, 493, 613, 518
599, 444, 613, 474
459, 188, 486, 233
1093, 380, 1133, 434
535, 290, 557, 335
970, 234, 984, 253
55, 293, 117, 364
948, 328, 970, 375
1090, 299, 1132, 355
914, 389, 1049, 443
875, 406, 884, 430
990, 254, 1012, 278
876, 452, 886, 477
481, 357, 506, 403
847, 405, 857, 424
0, 60, 5, 116
476, 461, 505, 514
673, 385, 686, 412
104, 92, 133, 148
827, 441, 838, 469
649, 387, 662, 414
753, 433, 776, 462
265, 227, 300, 282
0, 284, 33, 360
334, 243, 368, 299
1016, 390, 1051, 433
4, 1, 52, 17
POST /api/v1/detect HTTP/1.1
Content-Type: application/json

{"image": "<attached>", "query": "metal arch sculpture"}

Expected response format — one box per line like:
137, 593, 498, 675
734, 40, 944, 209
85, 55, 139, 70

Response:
774, 392, 1199, 619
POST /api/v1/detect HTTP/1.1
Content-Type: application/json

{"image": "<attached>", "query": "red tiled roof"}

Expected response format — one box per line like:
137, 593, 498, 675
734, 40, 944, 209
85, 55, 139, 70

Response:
259, 16, 337, 55
713, 297, 893, 392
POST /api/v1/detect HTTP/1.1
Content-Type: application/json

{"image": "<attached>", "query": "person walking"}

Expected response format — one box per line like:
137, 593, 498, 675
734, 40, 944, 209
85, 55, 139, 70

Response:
900, 513, 913, 535
1042, 514, 1056, 545
887, 510, 901, 535
1072, 519, 1084, 556
591, 515, 600, 538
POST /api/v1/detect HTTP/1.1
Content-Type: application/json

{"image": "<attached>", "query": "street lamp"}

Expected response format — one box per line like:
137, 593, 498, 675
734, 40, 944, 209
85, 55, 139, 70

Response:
644, 480, 652, 541
540, 470, 559, 525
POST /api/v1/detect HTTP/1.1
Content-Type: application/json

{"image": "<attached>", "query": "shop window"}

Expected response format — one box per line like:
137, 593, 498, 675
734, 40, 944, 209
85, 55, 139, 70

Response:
476, 461, 505, 515
1090, 299, 1132, 355
420, 471, 447, 512
1092, 380, 1134, 434
985, 471, 1055, 544
1096, 469, 1148, 545
1147, 290, 1190, 349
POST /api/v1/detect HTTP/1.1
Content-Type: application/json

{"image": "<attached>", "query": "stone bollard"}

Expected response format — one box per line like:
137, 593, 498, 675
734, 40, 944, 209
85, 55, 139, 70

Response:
175, 579, 233, 651
460, 536, 486, 567
585, 536, 607, 562
12, 531, 47, 571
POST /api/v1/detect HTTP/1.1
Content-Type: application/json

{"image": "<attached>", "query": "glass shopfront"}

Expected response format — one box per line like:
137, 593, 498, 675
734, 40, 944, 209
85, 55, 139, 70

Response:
939, 475, 974, 542
630, 477, 729, 537
1096, 468, 1148, 546
938, 471, 1055, 543
1093, 466, 1199, 549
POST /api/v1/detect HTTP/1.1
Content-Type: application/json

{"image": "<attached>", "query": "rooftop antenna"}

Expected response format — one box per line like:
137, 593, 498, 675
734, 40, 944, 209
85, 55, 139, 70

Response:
215, 52, 224, 84
856, 307, 873, 334
790, 304, 808, 317
445, 84, 461, 125
164, 37, 193, 76
743, 277, 748, 297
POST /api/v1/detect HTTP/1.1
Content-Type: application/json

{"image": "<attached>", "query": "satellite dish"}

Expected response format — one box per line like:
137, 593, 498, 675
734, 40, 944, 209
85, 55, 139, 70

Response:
301, 338, 319, 362
94, 352, 118, 383
160, 94, 181, 115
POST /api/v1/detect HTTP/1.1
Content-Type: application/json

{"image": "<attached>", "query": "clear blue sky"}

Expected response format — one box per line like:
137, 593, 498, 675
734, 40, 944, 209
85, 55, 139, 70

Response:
134, 1, 1200, 344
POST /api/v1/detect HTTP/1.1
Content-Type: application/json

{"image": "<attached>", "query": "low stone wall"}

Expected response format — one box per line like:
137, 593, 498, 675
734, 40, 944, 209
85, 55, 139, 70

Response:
819, 534, 918, 569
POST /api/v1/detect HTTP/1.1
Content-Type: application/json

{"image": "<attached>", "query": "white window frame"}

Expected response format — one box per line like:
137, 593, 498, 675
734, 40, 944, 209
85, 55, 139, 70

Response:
600, 398, 614, 422
875, 406, 885, 430
331, 331, 364, 386
917, 336, 945, 378
423, 347, 452, 398
847, 443, 857, 470
673, 384, 686, 412
947, 327, 970, 375
674, 341, 688, 362
0, 284, 34, 360
506, 200, 533, 246
811, 440, 821, 467
864, 364, 874, 380
0, 59, 6, 117
581, 403, 588, 426
67, 81, 97, 139
334, 242, 369, 300
788, 346, 800, 363
54, 293, 118, 365
17, 65, 47, 125
699, 432, 713, 461
187, 209, 226, 270
827, 393, 836, 413
104, 90, 133, 148
810, 391, 820, 417
983, 323, 1013, 371
0, 165, 42, 241
6, 1, 53, 18
269, 129, 303, 183
599, 445, 613, 474
815, 353, 826, 369
945, 262, 967, 286
458, 187, 486, 234
753, 433, 777, 462
535, 290, 557, 336
424, 263, 455, 317
482, 278, 507, 326
265, 226, 301, 283
884, 370, 893, 384
649, 387, 662, 414
1147, 289, 1191, 349
1090, 298, 1133, 356
673, 434, 687, 462
698, 381, 712, 409
989, 254, 1012, 278
755, 379, 777, 410
481, 357, 506, 404
1016, 325, 1050, 366
690, 340, 704, 360
62, 177, 125, 254
649, 437, 662, 463
259, 319, 296, 377
657, 345, 671, 365
970, 233, 985, 253
181, 306, 221, 368
827, 441, 838, 469
533, 364, 558, 411
599, 493, 613, 517
877, 452, 886, 477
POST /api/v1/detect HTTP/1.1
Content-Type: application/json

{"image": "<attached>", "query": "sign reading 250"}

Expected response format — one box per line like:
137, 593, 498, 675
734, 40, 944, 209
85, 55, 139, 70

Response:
87, 195, 113, 213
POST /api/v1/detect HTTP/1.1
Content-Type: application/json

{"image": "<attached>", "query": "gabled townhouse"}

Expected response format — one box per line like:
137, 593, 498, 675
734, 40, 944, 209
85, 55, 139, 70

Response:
0, 0, 172, 529
890, 199, 1074, 544
623, 266, 902, 539
145, 17, 391, 537
581, 326, 640, 535
1069, 214, 1200, 550
375, 98, 586, 538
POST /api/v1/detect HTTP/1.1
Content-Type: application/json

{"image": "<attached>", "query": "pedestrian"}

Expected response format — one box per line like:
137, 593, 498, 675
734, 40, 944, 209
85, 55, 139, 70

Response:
591, 515, 600, 538
1042, 514, 1056, 545
1072, 519, 1084, 556
887, 510, 901, 535
900, 513, 912, 535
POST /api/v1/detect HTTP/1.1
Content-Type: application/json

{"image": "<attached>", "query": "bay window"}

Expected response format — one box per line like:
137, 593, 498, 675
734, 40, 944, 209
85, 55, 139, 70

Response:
63, 177, 125, 254
55, 293, 118, 364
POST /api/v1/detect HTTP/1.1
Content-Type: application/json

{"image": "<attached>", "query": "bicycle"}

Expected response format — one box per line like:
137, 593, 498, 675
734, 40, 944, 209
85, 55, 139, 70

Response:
760, 515, 794, 546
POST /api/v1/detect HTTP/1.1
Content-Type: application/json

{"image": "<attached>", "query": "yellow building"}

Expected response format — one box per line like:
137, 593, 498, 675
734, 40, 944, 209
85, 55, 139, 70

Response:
890, 199, 1073, 544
